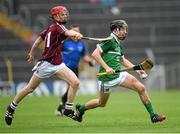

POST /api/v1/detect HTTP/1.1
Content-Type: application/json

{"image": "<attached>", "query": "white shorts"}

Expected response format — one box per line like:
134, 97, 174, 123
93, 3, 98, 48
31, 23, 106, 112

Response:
32, 61, 66, 78
98, 72, 129, 93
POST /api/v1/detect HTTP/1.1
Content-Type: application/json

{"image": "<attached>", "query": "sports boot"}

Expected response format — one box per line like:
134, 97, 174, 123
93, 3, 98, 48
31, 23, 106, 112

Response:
151, 114, 166, 123
5, 105, 15, 125
55, 104, 64, 116
63, 109, 76, 121
75, 104, 84, 122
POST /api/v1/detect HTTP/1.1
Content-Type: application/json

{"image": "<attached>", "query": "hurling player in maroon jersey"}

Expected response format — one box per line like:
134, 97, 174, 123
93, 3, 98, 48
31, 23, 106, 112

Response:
5, 6, 83, 126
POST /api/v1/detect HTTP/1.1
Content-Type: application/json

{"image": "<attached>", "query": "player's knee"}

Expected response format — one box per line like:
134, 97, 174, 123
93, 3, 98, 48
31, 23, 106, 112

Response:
138, 84, 146, 94
71, 79, 80, 89
99, 104, 106, 107
98, 101, 107, 107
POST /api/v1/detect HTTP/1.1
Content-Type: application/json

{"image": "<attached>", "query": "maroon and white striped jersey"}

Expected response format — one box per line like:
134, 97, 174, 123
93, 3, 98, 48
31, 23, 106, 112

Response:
39, 22, 68, 65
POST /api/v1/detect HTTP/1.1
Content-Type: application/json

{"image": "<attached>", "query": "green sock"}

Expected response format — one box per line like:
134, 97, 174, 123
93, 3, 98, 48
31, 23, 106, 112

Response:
80, 104, 87, 112
144, 102, 155, 117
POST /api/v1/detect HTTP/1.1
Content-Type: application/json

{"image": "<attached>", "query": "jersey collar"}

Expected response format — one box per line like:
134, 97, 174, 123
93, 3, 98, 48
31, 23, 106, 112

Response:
110, 33, 120, 44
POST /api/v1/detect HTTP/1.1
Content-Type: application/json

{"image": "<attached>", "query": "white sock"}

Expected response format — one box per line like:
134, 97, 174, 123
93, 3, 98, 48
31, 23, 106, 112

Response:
65, 102, 73, 110
10, 101, 18, 110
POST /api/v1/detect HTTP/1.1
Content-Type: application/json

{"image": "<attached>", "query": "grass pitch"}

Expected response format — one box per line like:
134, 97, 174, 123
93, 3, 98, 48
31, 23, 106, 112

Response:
0, 91, 180, 133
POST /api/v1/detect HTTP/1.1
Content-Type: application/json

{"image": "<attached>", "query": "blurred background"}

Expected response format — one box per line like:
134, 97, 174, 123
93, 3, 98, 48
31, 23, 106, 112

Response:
0, 0, 180, 96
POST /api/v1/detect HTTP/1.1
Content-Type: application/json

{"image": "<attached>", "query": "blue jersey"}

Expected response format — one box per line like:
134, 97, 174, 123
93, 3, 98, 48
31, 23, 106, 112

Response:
62, 39, 88, 68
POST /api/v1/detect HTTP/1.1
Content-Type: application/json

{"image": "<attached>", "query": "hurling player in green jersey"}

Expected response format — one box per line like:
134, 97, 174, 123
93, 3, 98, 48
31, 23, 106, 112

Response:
74, 20, 166, 123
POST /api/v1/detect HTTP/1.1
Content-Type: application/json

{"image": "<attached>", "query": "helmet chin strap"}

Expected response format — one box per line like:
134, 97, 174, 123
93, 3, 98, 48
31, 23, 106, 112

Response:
113, 28, 122, 40
61, 21, 67, 24
113, 28, 127, 41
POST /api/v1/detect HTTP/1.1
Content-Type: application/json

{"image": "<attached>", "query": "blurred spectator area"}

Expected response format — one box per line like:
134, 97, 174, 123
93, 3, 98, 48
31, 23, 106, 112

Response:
0, 0, 180, 88
0, 28, 33, 82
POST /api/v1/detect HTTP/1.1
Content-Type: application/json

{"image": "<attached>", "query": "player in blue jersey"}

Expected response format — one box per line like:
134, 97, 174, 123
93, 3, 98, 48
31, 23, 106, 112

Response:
55, 24, 95, 116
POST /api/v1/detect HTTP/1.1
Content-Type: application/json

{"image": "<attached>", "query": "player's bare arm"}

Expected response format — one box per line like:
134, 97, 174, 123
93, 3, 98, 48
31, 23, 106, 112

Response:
82, 56, 95, 66
65, 30, 83, 40
121, 56, 134, 68
121, 56, 147, 78
28, 36, 44, 64
92, 47, 115, 74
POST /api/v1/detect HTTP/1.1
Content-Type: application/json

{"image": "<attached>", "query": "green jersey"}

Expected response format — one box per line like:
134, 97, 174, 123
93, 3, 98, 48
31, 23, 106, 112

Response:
97, 33, 124, 82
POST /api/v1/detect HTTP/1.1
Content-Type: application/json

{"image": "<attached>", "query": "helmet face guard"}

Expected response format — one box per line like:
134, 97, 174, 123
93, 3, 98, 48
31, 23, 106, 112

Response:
110, 20, 128, 31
